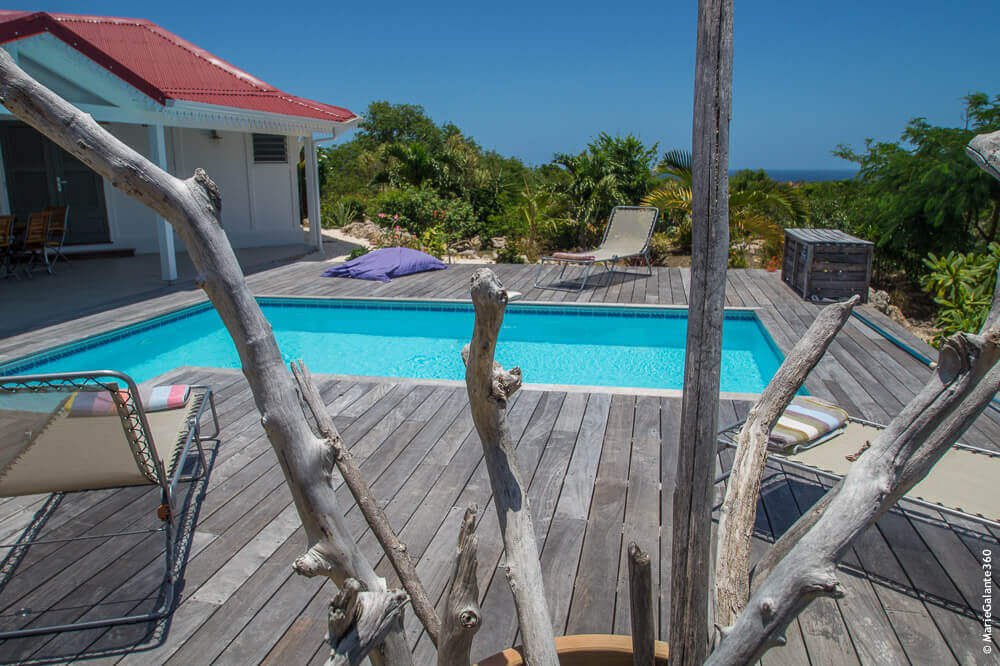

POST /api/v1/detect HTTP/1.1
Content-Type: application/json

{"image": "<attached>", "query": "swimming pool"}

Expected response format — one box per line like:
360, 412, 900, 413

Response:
1, 298, 786, 393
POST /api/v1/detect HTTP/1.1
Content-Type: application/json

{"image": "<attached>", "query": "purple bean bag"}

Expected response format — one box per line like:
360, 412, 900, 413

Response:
322, 247, 447, 283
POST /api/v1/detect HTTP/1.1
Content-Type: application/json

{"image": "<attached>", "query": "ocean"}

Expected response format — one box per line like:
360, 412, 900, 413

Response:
736, 169, 857, 183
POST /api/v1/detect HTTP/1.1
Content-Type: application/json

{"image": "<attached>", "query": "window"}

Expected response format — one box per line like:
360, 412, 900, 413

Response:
252, 133, 287, 164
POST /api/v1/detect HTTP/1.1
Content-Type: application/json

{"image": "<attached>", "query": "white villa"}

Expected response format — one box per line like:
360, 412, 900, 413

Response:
0, 10, 358, 280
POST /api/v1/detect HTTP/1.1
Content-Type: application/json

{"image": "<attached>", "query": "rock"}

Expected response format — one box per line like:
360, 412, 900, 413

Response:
868, 288, 891, 314
490, 236, 508, 250
450, 240, 473, 253
887, 304, 909, 326
459, 249, 478, 257
340, 220, 384, 244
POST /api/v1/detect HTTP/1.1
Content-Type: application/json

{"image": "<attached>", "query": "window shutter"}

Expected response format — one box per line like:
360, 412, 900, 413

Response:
252, 134, 287, 163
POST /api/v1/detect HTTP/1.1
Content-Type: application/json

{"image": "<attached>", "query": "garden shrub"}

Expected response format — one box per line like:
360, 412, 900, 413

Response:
347, 246, 370, 260
922, 243, 999, 344
648, 232, 674, 265
371, 185, 478, 239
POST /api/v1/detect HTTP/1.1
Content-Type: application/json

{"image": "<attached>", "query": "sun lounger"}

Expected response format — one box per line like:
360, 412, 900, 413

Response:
717, 403, 1000, 528
0, 370, 220, 638
534, 205, 659, 292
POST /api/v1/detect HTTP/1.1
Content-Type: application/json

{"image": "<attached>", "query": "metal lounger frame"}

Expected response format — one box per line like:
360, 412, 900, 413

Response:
0, 370, 221, 639
533, 205, 658, 292
716, 415, 1000, 531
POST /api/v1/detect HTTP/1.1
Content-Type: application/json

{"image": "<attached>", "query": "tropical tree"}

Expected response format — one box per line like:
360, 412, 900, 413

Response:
553, 133, 659, 244
834, 92, 1000, 277
642, 149, 808, 260
514, 176, 565, 252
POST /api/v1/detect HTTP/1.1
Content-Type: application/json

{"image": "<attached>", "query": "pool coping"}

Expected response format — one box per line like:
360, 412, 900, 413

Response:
0, 294, 778, 398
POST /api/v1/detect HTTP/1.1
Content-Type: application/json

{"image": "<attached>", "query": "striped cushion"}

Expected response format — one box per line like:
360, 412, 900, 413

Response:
770, 397, 848, 450
68, 385, 190, 417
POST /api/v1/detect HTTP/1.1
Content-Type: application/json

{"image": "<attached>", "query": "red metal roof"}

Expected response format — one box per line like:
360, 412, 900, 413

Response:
0, 11, 357, 124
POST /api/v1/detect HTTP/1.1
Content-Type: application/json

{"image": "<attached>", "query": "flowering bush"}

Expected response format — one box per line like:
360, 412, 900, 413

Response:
371, 185, 478, 238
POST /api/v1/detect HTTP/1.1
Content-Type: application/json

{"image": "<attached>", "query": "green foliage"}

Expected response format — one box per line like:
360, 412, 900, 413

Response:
420, 224, 449, 259
347, 246, 370, 260
496, 244, 525, 263
921, 244, 999, 343
324, 198, 361, 228
356, 102, 443, 151
728, 245, 749, 268
371, 185, 478, 238
642, 150, 807, 262
648, 232, 674, 265
834, 92, 1000, 278
553, 133, 659, 240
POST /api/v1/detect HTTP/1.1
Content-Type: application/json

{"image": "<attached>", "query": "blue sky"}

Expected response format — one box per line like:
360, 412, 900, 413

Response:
17, 1, 1000, 169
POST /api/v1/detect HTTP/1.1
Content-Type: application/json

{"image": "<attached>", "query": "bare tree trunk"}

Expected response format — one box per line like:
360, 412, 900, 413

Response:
463, 268, 559, 665
0, 49, 412, 664
437, 506, 482, 666
628, 542, 656, 666
708, 322, 1000, 665
670, 0, 733, 662
292, 361, 441, 645
714, 297, 858, 627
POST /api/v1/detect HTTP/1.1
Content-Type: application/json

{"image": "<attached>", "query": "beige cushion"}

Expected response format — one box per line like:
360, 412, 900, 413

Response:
786, 421, 1000, 522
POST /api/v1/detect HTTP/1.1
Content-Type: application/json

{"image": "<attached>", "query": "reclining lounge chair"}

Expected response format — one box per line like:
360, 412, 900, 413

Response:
716, 396, 1000, 528
534, 205, 659, 292
0, 370, 220, 638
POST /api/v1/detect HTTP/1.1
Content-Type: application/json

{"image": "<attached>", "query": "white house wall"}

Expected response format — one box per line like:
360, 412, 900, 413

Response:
1, 34, 311, 254
96, 125, 302, 253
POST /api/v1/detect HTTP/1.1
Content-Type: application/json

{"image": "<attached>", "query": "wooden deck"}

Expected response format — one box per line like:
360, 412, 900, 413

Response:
0, 262, 997, 664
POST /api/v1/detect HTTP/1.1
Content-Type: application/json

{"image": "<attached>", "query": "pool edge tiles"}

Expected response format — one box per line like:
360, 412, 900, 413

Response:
1, 297, 784, 394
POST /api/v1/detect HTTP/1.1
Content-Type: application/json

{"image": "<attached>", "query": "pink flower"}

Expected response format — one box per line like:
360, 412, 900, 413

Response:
378, 213, 386, 218
393, 214, 399, 220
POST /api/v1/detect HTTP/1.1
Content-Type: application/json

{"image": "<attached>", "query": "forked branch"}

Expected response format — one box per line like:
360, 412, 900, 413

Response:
292, 360, 441, 645
714, 296, 858, 627
463, 268, 558, 665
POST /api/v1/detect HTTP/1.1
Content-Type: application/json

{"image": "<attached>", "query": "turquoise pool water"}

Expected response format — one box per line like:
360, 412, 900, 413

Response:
1, 299, 786, 392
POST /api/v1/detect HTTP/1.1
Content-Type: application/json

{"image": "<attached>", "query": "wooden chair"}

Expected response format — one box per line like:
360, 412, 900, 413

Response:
42, 205, 69, 273
18, 210, 51, 278
0, 215, 14, 278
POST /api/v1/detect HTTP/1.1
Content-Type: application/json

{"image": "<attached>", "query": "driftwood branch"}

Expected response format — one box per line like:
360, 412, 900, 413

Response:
327, 579, 410, 666
628, 542, 656, 666
437, 506, 482, 666
0, 49, 411, 664
670, 0, 734, 663
292, 361, 441, 646
714, 297, 858, 627
708, 321, 1000, 665
463, 268, 559, 665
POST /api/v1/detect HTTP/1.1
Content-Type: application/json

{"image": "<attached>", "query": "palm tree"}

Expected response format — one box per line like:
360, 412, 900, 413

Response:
642, 149, 808, 255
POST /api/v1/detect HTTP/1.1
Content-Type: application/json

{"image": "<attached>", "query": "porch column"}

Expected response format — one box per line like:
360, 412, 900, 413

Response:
148, 124, 177, 281
303, 134, 323, 251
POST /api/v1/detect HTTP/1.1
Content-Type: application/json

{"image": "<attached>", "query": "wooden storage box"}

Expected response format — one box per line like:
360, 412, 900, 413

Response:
781, 228, 873, 303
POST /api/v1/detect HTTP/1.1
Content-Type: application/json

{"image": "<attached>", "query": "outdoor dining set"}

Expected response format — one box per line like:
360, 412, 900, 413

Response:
0, 206, 69, 279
